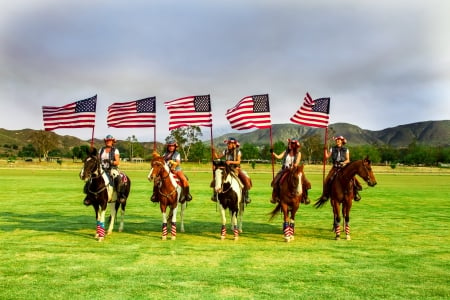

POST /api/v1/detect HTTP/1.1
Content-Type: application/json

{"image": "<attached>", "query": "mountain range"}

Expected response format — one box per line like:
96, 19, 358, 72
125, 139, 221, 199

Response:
0, 120, 449, 156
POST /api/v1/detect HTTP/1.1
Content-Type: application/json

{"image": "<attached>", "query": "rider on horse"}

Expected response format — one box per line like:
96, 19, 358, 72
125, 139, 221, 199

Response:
150, 140, 192, 203
318, 136, 362, 202
270, 138, 311, 204
211, 137, 252, 204
98, 134, 122, 195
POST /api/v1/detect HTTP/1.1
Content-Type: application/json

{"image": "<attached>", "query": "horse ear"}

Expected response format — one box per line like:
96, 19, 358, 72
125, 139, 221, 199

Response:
364, 155, 370, 163
152, 151, 160, 158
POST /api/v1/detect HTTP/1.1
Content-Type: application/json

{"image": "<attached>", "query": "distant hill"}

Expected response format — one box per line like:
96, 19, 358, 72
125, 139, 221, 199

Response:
213, 120, 450, 147
1, 120, 449, 157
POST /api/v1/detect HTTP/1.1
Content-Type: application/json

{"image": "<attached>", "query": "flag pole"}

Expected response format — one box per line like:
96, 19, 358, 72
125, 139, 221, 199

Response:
153, 127, 156, 152
90, 127, 95, 149
322, 126, 328, 183
209, 126, 215, 180
269, 126, 274, 180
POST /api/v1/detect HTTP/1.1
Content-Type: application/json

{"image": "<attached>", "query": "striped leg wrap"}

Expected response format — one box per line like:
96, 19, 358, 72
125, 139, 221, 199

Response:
97, 221, 105, 237
162, 223, 168, 236
289, 222, 295, 236
283, 222, 291, 237
221, 225, 226, 237
335, 224, 341, 236
171, 223, 177, 237
233, 225, 239, 237
345, 223, 350, 235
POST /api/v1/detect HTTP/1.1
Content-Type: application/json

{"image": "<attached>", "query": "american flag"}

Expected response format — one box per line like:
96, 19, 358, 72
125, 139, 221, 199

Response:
225, 94, 271, 130
290, 93, 330, 128
107, 97, 156, 128
42, 95, 97, 131
164, 95, 212, 130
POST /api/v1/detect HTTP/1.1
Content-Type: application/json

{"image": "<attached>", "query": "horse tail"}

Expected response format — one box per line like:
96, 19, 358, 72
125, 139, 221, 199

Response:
314, 197, 328, 208
269, 202, 282, 221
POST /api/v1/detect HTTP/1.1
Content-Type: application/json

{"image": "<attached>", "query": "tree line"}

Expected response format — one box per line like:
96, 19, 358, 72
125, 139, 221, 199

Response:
2, 128, 450, 166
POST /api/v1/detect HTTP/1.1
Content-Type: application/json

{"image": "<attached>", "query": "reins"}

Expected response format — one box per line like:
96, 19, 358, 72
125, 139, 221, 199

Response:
152, 159, 177, 199
85, 157, 108, 197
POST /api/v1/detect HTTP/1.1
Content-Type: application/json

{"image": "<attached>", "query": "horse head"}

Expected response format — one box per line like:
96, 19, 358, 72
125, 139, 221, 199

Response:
80, 147, 99, 181
287, 164, 304, 196
148, 155, 169, 181
360, 156, 377, 187
213, 160, 232, 193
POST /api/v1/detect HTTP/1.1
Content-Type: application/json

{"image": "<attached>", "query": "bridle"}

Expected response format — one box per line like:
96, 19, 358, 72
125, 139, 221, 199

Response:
151, 159, 177, 199
83, 156, 108, 196
216, 167, 233, 194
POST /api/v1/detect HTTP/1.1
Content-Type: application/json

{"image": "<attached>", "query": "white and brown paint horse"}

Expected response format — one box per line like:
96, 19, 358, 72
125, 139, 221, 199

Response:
148, 153, 186, 240
80, 147, 131, 241
212, 160, 244, 240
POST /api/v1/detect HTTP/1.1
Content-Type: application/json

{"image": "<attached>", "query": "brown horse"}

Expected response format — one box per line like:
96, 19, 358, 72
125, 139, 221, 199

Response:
148, 153, 184, 240
314, 156, 377, 240
79, 148, 131, 241
269, 164, 305, 242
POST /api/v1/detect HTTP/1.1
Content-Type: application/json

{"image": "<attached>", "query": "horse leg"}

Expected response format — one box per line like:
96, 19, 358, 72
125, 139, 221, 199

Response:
170, 205, 178, 240
107, 201, 117, 235
332, 200, 341, 240
118, 201, 125, 232
219, 204, 227, 240
96, 209, 107, 242
343, 199, 352, 240
161, 205, 168, 240
237, 200, 244, 233
289, 203, 299, 241
179, 201, 186, 233
231, 210, 239, 240
281, 203, 292, 242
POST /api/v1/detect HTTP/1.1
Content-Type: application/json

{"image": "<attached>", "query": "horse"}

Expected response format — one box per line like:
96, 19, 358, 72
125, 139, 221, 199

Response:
314, 156, 377, 240
147, 153, 185, 240
79, 148, 131, 241
269, 164, 305, 242
212, 160, 244, 240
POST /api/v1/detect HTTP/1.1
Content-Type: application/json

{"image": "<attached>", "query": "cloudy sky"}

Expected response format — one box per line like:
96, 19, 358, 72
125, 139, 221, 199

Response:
1, 0, 449, 142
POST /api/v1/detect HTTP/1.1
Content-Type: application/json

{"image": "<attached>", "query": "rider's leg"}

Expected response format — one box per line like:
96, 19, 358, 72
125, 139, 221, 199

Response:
150, 178, 160, 202
177, 171, 192, 202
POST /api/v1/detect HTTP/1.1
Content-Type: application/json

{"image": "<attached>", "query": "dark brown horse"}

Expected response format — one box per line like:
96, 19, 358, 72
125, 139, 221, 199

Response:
269, 164, 305, 242
79, 148, 131, 241
314, 156, 377, 240
148, 153, 184, 240
212, 160, 244, 240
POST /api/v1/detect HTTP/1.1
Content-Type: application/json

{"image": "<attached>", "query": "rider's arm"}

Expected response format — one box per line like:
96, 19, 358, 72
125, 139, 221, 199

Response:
112, 150, 120, 167
343, 149, 350, 165
272, 150, 285, 160
294, 152, 301, 166
227, 151, 241, 165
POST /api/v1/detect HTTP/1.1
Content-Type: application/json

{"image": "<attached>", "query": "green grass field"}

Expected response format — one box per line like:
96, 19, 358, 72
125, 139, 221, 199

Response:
0, 161, 449, 299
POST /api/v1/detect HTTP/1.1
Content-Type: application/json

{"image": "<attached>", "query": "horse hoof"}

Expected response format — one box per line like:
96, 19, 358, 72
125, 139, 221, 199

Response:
162, 236, 167, 240
284, 235, 292, 242
98, 237, 104, 242
335, 236, 340, 240
234, 236, 239, 241
171, 236, 176, 240
119, 229, 123, 232
221, 235, 226, 240
346, 235, 351, 240
239, 229, 243, 233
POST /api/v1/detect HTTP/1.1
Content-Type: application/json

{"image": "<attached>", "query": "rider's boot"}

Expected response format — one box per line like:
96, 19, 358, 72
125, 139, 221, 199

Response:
271, 187, 279, 204
211, 192, 218, 202
354, 190, 361, 201
301, 187, 310, 205
150, 185, 159, 203
184, 186, 192, 202
243, 188, 251, 204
